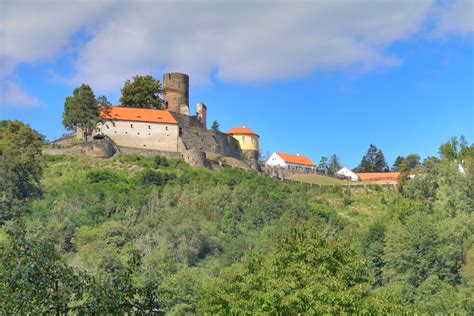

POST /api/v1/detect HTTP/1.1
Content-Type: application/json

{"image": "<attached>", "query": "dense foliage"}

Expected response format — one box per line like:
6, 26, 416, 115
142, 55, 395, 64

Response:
0, 121, 44, 223
120, 75, 163, 109
0, 123, 473, 314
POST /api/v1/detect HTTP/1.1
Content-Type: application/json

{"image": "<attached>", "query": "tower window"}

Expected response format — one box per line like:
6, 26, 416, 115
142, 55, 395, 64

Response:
130, 124, 133, 128
242, 136, 246, 143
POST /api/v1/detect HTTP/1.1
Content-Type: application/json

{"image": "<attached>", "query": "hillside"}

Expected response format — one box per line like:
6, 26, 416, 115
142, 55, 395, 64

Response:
1, 141, 474, 313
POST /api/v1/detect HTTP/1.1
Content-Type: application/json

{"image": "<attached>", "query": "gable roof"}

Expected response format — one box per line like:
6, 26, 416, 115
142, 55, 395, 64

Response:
276, 152, 316, 166
356, 172, 400, 181
226, 126, 259, 136
100, 106, 178, 124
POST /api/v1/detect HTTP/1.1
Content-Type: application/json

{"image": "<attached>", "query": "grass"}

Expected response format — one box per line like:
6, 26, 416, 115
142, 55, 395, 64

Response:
288, 174, 346, 185
289, 173, 397, 187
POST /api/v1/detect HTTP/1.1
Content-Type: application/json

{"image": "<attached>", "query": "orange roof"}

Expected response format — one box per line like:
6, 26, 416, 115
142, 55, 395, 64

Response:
100, 106, 177, 124
276, 152, 316, 166
356, 172, 400, 182
226, 126, 259, 136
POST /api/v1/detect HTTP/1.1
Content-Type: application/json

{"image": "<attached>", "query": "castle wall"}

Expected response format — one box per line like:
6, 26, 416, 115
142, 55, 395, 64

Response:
97, 120, 179, 152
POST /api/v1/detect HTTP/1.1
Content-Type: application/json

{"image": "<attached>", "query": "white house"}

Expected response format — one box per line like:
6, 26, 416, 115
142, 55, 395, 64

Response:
336, 167, 359, 182
266, 152, 317, 172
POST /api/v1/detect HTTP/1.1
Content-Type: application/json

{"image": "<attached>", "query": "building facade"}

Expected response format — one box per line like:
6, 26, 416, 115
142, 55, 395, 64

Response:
266, 152, 316, 172
97, 106, 180, 151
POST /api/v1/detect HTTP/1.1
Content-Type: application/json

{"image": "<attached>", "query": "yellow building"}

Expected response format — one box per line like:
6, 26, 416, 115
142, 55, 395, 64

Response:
226, 126, 259, 151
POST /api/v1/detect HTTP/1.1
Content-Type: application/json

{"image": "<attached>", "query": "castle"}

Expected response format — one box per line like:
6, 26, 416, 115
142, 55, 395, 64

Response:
90, 72, 259, 169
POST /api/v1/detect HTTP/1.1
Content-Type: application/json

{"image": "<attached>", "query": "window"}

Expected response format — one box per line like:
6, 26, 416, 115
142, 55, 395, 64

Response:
148, 125, 151, 129
106, 124, 109, 129
130, 124, 134, 128
112, 122, 116, 127
165, 126, 168, 131
242, 136, 246, 143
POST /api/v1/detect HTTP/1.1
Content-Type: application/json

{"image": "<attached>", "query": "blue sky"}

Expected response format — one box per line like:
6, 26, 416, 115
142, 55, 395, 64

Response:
1, 0, 473, 168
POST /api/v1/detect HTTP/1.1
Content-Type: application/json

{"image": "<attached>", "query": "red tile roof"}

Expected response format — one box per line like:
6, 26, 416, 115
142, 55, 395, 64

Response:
276, 152, 316, 166
226, 126, 259, 136
100, 106, 177, 124
356, 172, 400, 182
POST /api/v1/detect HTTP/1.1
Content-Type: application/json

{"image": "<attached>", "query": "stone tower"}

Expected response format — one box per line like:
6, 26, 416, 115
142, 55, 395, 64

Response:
196, 103, 207, 128
163, 73, 189, 115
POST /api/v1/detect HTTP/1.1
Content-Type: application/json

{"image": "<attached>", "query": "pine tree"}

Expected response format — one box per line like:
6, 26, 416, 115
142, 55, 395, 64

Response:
328, 154, 341, 176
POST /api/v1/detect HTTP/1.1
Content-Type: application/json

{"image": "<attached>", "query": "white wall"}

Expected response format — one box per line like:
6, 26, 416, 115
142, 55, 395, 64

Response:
97, 120, 179, 152
337, 167, 359, 181
265, 152, 287, 168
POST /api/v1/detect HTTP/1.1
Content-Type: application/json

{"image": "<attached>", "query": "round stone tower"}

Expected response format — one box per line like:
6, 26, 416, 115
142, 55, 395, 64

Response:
163, 73, 189, 114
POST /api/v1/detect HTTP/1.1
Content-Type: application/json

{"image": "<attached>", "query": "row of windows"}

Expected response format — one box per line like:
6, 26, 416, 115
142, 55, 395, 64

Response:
108, 130, 171, 137
105, 123, 169, 131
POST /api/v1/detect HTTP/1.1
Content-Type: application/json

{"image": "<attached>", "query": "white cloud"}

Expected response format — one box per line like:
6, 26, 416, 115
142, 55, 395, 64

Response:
69, 1, 434, 91
432, 0, 474, 36
1, 0, 472, 99
0, 81, 40, 108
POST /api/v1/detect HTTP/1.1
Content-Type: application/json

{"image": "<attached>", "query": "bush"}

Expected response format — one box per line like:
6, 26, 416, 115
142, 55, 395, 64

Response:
86, 169, 124, 184
154, 155, 169, 167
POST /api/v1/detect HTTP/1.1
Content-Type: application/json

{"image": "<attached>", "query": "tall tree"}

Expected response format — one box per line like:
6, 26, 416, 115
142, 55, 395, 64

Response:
356, 144, 388, 172
120, 75, 163, 109
0, 121, 44, 223
210, 120, 220, 132
328, 153, 341, 176
319, 156, 329, 175
392, 156, 404, 172
62, 84, 99, 142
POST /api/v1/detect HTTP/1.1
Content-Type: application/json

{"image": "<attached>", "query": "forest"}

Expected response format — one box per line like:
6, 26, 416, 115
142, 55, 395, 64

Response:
1, 120, 473, 314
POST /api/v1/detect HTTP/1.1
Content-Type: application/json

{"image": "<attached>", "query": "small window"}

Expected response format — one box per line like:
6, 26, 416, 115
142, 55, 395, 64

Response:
114, 131, 117, 134
106, 124, 109, 129
112, 122, 116, 127
137, 132, 140, 135
130, 124, 133, 128
242, 136, 246, 143
148, 133, 151, 135
125, 131, 128, 134
165, 126, 168, 131
148, 125, 151, 129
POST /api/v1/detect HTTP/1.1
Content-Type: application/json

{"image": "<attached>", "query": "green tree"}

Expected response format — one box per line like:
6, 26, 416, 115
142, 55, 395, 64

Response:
62, 84, 99, 142
210, 120, 220, 132
0, 220, 87, 314
319, 156, 329, 175
0, 121, 44, 223
356, 144, 388, 172
198, 220, 370, 314
120, 75, 163, 109
328, 153, 341, 176
392, 156, 404, 171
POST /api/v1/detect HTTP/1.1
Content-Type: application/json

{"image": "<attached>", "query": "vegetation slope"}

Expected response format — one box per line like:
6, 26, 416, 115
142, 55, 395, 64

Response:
0, 122, 473, 314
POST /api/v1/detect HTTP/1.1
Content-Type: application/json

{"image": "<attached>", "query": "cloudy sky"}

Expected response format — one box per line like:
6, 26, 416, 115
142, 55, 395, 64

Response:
1, 0, 473, 167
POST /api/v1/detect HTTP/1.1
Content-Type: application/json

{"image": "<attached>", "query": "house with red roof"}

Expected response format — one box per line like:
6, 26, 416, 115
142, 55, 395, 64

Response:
96, 106, 181, 151
265, 152, 317, 173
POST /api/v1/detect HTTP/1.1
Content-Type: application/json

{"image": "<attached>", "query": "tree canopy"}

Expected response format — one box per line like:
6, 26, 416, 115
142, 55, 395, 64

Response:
119, 75, 163, 109
0, 120, 44, 223
355, 144, 389, 172
62, 84, 100, 142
